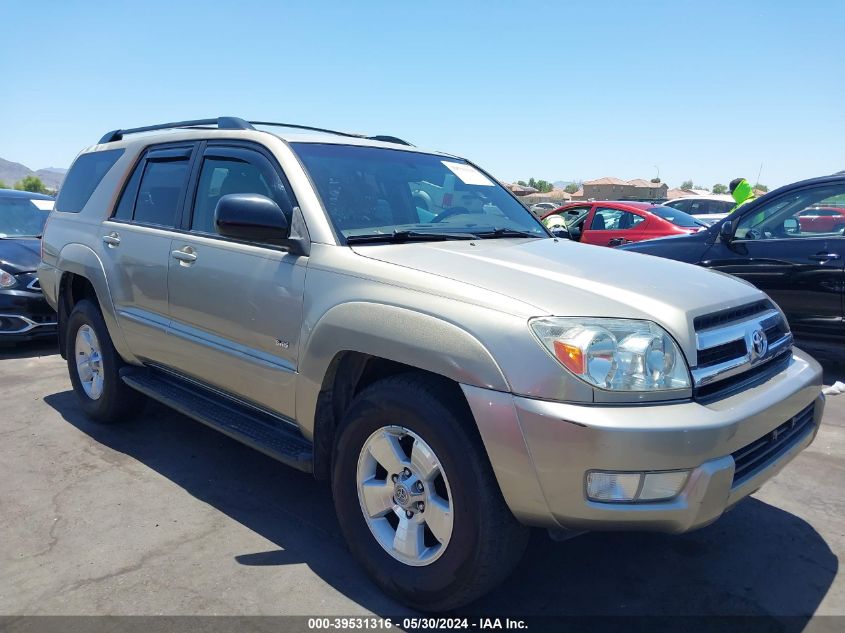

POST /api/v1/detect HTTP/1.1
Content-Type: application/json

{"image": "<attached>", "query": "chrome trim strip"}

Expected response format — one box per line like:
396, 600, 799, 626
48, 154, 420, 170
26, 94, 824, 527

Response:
0, 313, 58, 334
695, 309, 782, 350
26, 278, 41, 291
692, 333, 793, 386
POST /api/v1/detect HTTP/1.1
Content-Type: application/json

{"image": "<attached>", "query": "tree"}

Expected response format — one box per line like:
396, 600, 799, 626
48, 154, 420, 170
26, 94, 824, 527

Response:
564, 183, 579, 194
680, 179, 694, 190
13, 175, 48, 194
521, 177, 553, 193
754, 183, 769, 192
0, 179, 8, 189
712, 183, 728, 194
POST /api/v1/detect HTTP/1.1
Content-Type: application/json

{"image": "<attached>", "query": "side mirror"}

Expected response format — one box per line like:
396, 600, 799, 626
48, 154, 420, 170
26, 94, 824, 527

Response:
783, 217, 799, 234
719, 219, 734, 242
215, 193, 290, 243
550, 226, 571, 240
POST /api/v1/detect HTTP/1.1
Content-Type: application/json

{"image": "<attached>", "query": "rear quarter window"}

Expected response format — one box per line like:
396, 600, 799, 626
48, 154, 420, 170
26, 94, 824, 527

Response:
55, 149, 124, 213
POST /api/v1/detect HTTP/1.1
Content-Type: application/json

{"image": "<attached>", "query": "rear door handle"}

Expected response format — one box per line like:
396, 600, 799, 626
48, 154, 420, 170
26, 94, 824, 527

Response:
171, 247, 197, 263
809, 252, 840, 261
102, 232, 121, 247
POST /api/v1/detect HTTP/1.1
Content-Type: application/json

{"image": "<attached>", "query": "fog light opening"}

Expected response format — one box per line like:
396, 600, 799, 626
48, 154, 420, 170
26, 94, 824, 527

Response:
586, 470, 690, 503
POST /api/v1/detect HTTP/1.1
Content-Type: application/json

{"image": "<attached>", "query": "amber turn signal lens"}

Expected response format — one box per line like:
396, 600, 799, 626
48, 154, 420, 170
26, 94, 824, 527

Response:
553, 340, 584, 374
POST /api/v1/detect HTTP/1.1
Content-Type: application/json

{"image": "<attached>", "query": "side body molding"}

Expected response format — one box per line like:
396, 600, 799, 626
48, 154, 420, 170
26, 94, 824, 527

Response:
295, 301, 510, 437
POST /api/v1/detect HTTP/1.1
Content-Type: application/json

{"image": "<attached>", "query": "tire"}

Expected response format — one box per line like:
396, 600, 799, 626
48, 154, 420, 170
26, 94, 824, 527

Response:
65, 299, 145, 423
332, 373, 529, 612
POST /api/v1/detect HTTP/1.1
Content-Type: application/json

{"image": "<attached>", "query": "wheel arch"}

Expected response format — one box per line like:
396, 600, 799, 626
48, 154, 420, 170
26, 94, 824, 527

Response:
296, 302, 510, 480
55, 243, 134, 362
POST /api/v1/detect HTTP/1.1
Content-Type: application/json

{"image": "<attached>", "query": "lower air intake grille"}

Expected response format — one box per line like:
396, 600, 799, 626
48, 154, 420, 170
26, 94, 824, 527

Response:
731, 403, 815, 486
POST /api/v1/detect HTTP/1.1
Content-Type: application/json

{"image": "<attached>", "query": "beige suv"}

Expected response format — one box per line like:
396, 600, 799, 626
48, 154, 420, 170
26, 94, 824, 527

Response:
39, 117, 825, 611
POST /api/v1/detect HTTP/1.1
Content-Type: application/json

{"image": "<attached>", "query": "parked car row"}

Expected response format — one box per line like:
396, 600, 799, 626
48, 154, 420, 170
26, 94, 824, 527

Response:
0, 189, 57, 344
662, 194, 735, 226
541, 201, 706, 247
619, 173, 845, 355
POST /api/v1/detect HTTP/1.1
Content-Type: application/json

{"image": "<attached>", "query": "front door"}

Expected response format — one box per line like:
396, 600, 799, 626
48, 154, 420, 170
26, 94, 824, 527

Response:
581, 206, 646, 246
166, 143, 305, 419
701, 183, 845, 342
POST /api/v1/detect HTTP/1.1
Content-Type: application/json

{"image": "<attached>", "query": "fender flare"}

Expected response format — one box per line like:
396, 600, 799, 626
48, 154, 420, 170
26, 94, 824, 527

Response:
295, 301, 509, 434
56, 243, 136, 363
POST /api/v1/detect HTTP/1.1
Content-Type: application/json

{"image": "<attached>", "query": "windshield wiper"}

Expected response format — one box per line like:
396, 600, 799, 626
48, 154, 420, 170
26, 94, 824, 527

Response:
346, 230, 479, 244
473, 228, 544, 239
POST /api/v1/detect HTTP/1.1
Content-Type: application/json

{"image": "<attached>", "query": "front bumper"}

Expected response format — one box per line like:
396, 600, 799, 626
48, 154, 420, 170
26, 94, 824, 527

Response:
463, 348, 824, 533
0, 281, 58, 343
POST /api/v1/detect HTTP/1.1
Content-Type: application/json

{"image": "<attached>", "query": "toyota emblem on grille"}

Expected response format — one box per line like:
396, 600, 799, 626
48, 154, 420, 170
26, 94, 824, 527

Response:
751, 329, 768, 360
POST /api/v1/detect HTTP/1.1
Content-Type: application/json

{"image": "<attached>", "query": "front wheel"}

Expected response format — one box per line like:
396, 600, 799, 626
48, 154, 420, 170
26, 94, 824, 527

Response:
332, 374, 529, 611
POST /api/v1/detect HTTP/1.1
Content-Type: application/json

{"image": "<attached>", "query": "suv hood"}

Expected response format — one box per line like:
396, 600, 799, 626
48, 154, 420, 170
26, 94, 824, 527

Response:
352, 238, 765, 356
0, 237, 41, 275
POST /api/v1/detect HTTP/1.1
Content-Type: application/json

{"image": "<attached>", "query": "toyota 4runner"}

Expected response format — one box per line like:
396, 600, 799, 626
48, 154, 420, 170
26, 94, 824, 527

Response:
39, 117, 825, 611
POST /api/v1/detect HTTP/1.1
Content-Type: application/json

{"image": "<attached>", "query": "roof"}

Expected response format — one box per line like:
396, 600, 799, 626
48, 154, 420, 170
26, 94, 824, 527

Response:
88, 118, 438, 157
627, 179, 667, 188
557, 200, 662, 211
0, 188, 54, 200
584, 177, 628, 186
668, 194, 734, 202
665, 188, 691, 200
584, 177, 667, 188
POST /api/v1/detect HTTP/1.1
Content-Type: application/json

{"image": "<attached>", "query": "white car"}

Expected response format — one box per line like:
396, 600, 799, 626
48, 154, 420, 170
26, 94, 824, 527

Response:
663, 195, 734, 226
529, 202, 560, 217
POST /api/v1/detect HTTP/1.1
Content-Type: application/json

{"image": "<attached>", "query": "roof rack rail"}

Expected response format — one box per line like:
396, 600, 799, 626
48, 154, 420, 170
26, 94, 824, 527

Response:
250, 121, 413, 146
98, 116, 254, 144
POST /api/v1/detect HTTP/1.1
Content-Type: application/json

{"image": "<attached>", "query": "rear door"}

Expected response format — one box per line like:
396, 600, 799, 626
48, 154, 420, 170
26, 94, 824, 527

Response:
165, 142, 305, 419
701, 183, 845, 341
102, 144, 195, 363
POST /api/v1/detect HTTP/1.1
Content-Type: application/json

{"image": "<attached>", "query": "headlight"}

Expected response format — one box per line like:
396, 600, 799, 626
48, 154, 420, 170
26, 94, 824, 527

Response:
0, 268, 17, 289
530, 317, 690, 391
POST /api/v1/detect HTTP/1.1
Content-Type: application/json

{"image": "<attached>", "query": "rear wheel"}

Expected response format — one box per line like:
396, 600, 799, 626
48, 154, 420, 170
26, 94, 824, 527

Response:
332, 374, 529, 611
65, 299, 145, 423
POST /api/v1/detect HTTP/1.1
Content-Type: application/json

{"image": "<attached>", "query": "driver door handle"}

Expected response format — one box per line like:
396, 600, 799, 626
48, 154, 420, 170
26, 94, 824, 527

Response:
171, 247, 198, 263
102, 232, 121, 247
809, 252, 840, 261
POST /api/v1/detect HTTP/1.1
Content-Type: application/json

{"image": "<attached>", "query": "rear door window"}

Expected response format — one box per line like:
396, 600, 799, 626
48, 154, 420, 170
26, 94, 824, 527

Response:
55, 149, 124, 213
130, 148, 193, 228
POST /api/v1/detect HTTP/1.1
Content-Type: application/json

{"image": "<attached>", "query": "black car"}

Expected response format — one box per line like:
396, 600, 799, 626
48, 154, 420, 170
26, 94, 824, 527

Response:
619, 174, 845, 356
0, 189, 58, 343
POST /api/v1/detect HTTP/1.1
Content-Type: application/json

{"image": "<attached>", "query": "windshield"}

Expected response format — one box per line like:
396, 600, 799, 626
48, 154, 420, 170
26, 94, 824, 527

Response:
291, 143, 548, 240
650, 206, 703, 228
0, 197, 53, 238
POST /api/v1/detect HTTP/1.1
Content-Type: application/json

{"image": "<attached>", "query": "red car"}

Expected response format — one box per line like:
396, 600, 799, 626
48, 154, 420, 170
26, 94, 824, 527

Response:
796, 206, 845, 233
542, 201, 705, 247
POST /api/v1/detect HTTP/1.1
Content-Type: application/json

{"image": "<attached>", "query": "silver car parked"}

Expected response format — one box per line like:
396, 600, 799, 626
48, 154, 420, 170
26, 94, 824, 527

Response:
39, 117, 825, 611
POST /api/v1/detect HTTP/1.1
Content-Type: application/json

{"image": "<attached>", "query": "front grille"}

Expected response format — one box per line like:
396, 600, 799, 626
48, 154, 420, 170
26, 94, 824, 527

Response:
692, 300, 793, 403
731, 403, 815, 485
696, 339, 747, 368
693, 300, 774, 331
694, 350, 790, 403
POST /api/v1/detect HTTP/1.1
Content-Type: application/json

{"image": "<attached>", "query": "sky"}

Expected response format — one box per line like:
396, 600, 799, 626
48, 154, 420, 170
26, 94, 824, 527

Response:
1, 0, 843, 190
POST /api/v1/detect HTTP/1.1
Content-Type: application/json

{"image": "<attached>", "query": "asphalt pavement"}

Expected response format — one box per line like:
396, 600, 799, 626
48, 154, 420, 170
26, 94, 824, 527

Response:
1, 341, 843, 621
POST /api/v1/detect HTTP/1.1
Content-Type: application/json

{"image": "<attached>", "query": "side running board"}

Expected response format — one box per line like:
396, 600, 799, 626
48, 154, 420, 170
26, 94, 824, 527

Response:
120, 367, 313, 473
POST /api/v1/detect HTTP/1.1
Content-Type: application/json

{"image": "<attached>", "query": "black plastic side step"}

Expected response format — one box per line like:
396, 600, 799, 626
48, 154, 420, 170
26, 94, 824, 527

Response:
121, 367, 313, 473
